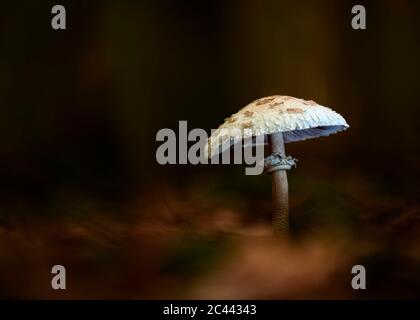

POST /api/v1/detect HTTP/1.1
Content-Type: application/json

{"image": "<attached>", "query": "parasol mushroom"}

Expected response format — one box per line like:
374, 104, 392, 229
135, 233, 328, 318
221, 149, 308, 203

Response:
206, 95, 349, 235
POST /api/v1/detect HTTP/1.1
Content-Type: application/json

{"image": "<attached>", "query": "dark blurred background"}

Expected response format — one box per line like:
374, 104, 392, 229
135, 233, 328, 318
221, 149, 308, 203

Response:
0, 0, 419, 299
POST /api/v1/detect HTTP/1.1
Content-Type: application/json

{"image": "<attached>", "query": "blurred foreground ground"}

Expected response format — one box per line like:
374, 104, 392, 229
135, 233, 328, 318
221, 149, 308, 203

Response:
0, 170, 419, 299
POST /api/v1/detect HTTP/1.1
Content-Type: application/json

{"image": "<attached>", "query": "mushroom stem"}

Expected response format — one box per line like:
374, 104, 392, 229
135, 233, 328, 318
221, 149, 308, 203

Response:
268, 132, 289, 234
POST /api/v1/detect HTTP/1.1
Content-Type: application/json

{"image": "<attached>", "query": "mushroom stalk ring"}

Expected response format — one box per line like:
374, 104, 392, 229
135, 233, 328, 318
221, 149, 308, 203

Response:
264, 153, 298, 174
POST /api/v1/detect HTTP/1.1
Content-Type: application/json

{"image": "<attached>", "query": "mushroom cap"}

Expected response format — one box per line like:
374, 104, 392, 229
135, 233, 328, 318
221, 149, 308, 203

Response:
206, 95, 349, 158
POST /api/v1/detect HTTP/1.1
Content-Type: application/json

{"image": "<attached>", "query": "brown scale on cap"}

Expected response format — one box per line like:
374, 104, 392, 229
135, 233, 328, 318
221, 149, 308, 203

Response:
282, 96, 294, 101
287, 108, 305, 113
242, 121, 253, 128
303, 100, 317, 106
224, 116, 236, 123
269, 102, 284, 109
243, 110, 254, 117
255, 97, 275, 106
